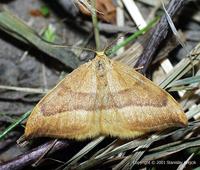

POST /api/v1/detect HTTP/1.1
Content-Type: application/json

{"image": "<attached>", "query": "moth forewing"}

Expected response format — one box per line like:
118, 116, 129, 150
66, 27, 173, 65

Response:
25, 53, 188, 140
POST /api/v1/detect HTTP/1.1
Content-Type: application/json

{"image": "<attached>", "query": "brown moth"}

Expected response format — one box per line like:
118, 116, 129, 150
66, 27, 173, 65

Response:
25, 52, 188, 140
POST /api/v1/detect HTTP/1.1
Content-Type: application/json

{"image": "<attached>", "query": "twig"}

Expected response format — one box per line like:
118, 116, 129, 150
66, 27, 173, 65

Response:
0, 140, 69, 170
135, 0, 185, 74
32, 139, 58, 167
0, 85, 48, 94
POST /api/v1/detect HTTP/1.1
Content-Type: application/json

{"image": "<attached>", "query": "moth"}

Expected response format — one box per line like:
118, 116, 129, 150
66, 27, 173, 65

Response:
25, 52, 188, 140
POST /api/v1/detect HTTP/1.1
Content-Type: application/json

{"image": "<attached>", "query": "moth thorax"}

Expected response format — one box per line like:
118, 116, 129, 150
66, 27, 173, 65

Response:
96, 60, 106, 76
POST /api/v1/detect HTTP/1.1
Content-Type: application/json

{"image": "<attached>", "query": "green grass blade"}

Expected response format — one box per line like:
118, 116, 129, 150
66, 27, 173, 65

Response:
0, 10, 79, 68
0, 110, 31, 140
106, 17, 159, 56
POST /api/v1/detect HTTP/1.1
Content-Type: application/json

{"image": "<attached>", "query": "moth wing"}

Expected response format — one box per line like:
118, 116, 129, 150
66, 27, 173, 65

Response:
25, 62, 100, 140
101, 60, 188, 138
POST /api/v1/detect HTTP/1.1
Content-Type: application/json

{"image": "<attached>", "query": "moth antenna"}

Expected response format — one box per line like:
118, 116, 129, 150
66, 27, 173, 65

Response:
49, 44, 97, 54
104, 33, 129, 55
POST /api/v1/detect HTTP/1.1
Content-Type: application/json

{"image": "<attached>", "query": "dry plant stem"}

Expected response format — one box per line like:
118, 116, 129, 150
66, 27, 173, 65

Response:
0, 85, 48, 94
91, 0, 100, 51
135, 0, 185, 74
32, 139, 58, 167
0, 140, 69, 170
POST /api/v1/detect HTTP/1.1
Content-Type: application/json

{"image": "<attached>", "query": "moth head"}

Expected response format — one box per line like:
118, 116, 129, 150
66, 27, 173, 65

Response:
96, 51, 105, 57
